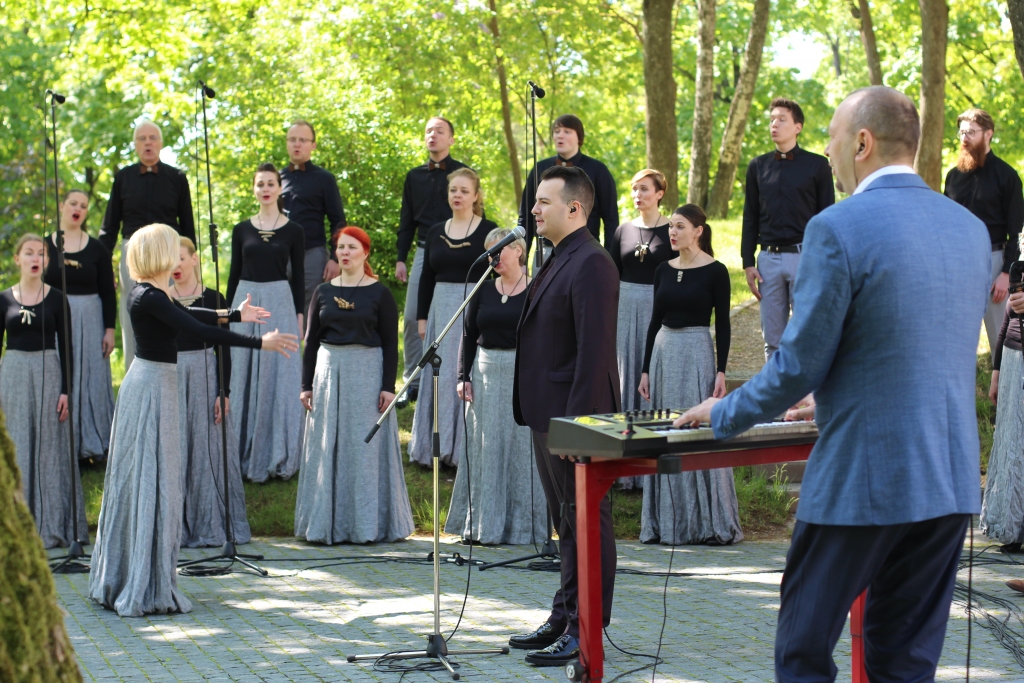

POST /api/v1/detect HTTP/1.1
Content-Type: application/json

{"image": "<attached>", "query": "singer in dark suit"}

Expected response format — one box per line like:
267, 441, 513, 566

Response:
510, 165, 620, 667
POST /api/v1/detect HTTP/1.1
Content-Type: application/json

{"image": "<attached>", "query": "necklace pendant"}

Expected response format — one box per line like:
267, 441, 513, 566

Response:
676, 270, 683, 282
501, 294, 509, 304
19, 307, 36, 325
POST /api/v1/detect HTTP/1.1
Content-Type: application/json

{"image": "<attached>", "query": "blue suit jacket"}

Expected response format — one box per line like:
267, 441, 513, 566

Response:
712, 173, 991, 525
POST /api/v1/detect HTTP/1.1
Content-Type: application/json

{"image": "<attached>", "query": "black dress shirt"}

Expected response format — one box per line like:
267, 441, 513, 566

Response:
0, 287, 73, 392
608, 221, 674, 285
44, 235, 117, 329
396, 155, 472, 263
741, 145, 835, 268
174, 287, 233, 396
944, 151, 1024, 272
302, 281, 399, 392
457, 284, 525, 381
518, 151, 619, 254
226, 220, 306, 314
642, 261, 731, 374
280, 161, 346, 257
98, 161, 196, 251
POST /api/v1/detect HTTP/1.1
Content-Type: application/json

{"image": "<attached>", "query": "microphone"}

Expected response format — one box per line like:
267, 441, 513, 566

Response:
528, 80, 546, 99
45, 89, 66, 104
473, 226, 526, 263
199, 80, 216, 99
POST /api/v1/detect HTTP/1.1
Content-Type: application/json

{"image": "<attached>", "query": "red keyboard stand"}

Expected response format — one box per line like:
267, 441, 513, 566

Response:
574, 443, 868, 682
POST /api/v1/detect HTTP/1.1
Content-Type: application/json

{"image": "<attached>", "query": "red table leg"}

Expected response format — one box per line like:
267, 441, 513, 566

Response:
850, 590, 867, 682
575, 462, 614, 683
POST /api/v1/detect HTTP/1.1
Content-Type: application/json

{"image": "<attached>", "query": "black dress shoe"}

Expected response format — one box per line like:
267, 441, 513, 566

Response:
524, 633, 580, 667
508, 621, 563, 650
408, 386, 419, 402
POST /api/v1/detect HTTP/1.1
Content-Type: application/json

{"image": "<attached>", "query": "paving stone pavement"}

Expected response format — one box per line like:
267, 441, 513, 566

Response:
53, 530, 1024, 682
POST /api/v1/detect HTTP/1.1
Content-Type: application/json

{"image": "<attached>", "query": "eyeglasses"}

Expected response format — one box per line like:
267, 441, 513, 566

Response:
287, 136, 313, 144
957, 128, 985, 140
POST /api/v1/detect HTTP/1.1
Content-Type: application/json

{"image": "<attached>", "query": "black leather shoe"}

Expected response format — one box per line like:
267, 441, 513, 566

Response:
395, 393, 410, 410
508, 621, 563, 650
408, 386, 419, 402
524, 633, 580, 667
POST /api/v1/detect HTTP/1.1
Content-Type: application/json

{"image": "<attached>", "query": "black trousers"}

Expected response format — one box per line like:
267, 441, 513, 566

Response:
776, 514, 970, 683
532, 431, 616, 637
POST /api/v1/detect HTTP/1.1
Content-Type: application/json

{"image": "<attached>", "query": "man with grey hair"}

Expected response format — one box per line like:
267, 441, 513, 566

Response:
99, 119, 196, 369
678, 86, 989, 681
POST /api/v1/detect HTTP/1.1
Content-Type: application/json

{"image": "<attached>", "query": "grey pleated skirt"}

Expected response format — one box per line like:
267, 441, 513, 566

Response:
230, 280, 304, 482
178, 349, 251, 548
409, 283, 467, 466
0, 349, 88, 549
295, 344, 414, 544
444, 348, 548, 544
67, 294, 114, 460
982, 347, 1024, 544
615, 281, 653, 490
640, 327, 743, 546
89, 358, 192, 616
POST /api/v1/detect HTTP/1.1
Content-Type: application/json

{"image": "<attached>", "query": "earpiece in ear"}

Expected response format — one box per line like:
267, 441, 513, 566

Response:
569, 206, 577, 213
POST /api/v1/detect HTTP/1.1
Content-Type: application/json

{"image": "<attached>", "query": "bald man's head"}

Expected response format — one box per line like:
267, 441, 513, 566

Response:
133, 120, 163, 168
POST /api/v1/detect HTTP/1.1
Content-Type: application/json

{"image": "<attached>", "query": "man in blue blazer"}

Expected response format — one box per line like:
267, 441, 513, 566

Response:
511, 165, 621, 667
680, 86, 991, 680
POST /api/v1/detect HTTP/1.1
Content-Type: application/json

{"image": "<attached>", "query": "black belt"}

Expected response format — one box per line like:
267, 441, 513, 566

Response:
993, 242, 1006, 252
763, 244, 802, 254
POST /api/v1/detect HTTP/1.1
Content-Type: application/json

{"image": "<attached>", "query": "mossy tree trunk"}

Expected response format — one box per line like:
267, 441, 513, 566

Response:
0, 411, 82, 682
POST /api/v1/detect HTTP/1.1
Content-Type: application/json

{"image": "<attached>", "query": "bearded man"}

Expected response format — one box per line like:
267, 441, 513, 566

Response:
944, 109, 1024, 351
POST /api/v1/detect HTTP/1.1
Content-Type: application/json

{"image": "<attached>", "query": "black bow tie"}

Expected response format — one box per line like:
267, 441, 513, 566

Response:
428, 160, 446, 171
555, 158, 574, 167
774, 151, 793, 161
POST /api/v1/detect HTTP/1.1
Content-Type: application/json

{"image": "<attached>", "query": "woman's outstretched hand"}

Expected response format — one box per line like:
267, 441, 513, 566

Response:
261, 329, 300, 357
238, 293, 270, 324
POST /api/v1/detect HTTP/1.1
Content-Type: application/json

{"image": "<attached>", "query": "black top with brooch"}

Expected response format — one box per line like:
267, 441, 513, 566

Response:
417, 218, 496, 320
0, 287, 73, 392
302, 280, 399, 392
607, 220, 674, 285
43, 234, 118, 329
226, 219, 305, 313
457, 283, 525, 381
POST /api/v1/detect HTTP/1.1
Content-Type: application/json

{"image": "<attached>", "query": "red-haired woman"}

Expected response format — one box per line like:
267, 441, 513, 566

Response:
295, 227, 413, 544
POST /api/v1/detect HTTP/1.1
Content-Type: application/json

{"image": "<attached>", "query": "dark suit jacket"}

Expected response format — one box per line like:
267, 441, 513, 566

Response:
513, 228, 621, 432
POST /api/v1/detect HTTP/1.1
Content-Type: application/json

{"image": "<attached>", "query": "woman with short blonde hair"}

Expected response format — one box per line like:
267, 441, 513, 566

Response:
89, 223, 298, 617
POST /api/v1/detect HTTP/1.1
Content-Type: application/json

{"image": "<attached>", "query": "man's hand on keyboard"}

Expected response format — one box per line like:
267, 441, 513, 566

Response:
674, 397, 720, 429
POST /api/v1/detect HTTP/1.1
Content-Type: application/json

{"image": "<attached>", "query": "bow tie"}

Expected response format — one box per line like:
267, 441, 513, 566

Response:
287, 162, 307, 172
140, 164, 159, 174
774, 151, 794, 161
428, 160, 446, 171
555, 158, 574, 167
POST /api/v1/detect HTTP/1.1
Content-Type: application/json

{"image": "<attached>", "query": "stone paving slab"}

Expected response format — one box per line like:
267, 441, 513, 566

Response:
52, 534, 1024, 682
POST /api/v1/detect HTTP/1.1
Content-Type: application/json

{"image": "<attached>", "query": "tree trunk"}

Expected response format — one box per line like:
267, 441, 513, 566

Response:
1009, 0, 1024, 80
858, 0, 884, 85
916, 0, 948, 191
642, 0, 679, 209
487, 0, 522, 202
687, 0, 716, 208
706, 0, 770, 219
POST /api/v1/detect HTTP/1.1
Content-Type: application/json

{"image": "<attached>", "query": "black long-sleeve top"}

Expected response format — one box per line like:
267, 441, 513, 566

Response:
396, 155, 472, 263
417, 219, 496, 320
944, 151, 1024, 273
741, 145, 835, 268
642, 261, 731, 374
302, 281, 399, 392
518, 151, 619, 255
993, 301, 1023, 371
128, 283, 260, 364
175, 287, 233, 396
98, 161, 196, 251
226, 220, 305, 314
0, 287, 73, 392
280, 161, 346, 256
608, 221, 674, 284
457, 283, 525, 381
43, 234, 117, 329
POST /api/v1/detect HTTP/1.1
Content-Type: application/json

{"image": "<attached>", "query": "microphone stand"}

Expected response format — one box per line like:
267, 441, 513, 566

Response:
478, 81, 559, 572
177, 80, 266, 577
47, 89, 91, 575
352, 253, 509, 678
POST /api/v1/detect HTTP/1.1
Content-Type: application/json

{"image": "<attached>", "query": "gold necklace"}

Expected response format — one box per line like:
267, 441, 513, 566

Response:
334, 273, 366, 310
173, 280, 202, 305
498, 272, 525, 304
257, 212, 282, 242
675, 251, 700, 282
